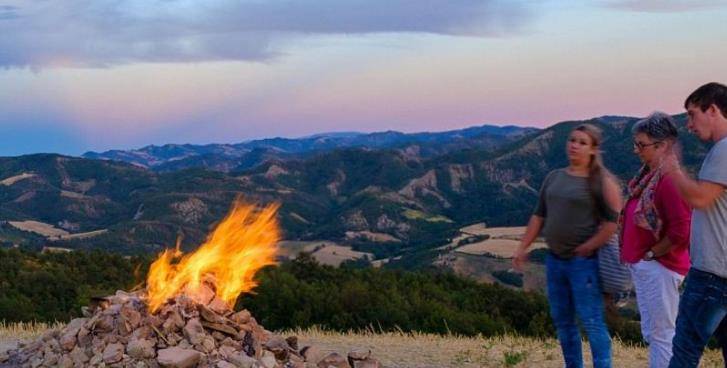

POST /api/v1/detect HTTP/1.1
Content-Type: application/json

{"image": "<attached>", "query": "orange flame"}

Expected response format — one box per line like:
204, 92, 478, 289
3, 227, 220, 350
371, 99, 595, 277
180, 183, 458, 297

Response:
146, 200, 280, 312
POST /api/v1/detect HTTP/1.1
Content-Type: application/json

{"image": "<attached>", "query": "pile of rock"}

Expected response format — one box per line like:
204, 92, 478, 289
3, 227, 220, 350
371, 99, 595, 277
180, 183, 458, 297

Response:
0, 290, 380, 368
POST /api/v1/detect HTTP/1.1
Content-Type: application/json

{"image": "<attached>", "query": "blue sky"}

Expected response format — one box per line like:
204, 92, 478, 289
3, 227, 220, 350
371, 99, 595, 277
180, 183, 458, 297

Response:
1, 0, 726, 156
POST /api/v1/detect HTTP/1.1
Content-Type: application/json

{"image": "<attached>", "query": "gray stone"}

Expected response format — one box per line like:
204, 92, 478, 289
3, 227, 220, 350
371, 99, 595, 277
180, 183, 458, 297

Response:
347, 349, 371, 361
77, 327, 92, 347
183, 318, 206, 345
353, 359, 381, 368
29, 356, 43, 368
57, 355, 74, 368
204, 335, 217, 351
94, 314, 116, 332
231, 310, 251, 325
200, 305, 226, 324
347, 348, 373, 368
163, 311, 185, 333
41, 351, 59, 366
89, 352, 103, 366
120, 304, 142, 333
264, 336, 290, 360
177, 339, 192, 349
212, 331, 227, 341
146, 314, 164, 328
316, 352, 350, 368
217, 361, 237, 368
285, 361, 306, 368
259, 351, 277, 368
132, 325, 154, 340
167, 332, 183, 345
103, 342, 125, 364
218, 345, 236, 359
228, 352, 258, 368
285, 336, 298, 351
69, 346, 89, 366
59, 318, 87, 351
300, 346, 325, 364
157, 347, 202, 368
127, 338, 156, 359
289, 353, 305, 364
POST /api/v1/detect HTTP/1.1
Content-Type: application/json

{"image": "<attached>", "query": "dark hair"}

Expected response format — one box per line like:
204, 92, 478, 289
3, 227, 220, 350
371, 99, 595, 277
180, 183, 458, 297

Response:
573, 124, 616, 213
684, 82, 727, 119
632, 111, 679, 142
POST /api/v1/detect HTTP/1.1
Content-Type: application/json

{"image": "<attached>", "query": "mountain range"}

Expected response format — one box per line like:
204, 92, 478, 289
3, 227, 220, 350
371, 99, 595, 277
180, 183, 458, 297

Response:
0, 115, 709, 266
82, 125, 537, 172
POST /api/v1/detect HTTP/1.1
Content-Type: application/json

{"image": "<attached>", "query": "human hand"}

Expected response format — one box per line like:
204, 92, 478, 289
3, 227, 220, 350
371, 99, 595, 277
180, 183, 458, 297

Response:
661, 143, 683, 174
573, 244, 595, 258
512, 248, 528, 272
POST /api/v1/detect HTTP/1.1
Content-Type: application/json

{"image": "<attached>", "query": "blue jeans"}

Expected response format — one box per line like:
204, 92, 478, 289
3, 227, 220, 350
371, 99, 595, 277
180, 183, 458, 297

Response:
546, 254, 612, 368
668, 268, 727, 368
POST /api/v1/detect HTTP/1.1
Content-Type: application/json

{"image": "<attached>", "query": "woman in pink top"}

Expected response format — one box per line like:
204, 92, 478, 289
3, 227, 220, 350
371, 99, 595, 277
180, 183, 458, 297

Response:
621, 112, 691, 368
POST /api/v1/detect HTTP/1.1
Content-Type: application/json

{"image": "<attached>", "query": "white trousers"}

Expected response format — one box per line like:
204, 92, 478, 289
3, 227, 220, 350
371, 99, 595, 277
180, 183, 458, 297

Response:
630, 260, 685, 368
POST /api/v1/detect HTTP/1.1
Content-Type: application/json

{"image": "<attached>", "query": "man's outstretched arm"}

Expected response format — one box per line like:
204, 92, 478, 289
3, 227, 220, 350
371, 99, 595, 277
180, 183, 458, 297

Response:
667, 164, 725, 209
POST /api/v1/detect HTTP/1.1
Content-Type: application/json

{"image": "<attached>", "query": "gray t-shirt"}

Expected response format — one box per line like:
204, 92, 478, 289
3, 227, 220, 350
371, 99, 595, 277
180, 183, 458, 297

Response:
691, 137, 727, 278
534, 169, 618, 259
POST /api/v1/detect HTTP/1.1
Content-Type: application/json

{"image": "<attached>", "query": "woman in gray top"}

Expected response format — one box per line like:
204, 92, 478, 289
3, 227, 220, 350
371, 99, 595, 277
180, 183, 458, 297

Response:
513, 124, 622, 368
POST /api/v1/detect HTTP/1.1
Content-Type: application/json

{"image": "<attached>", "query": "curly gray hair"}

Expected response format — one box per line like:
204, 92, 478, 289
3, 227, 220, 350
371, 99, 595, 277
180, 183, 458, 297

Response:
632, 112, 678, 141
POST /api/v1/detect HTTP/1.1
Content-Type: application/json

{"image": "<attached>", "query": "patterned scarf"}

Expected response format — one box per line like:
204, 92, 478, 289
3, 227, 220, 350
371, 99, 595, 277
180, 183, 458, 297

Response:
625, 165, 663, 239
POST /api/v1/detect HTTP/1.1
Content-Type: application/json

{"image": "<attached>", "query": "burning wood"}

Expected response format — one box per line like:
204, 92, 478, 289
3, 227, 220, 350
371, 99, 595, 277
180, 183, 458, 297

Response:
0, 201, 380, 367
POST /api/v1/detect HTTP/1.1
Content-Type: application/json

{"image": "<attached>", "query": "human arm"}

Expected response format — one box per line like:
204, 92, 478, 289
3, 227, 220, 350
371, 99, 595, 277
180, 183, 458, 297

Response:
513, 172, 553, 271
667, 168, 725, 209
647, 176, 691, 259
647, 237, 673, 259
512, 215, 544, 271
663, 146, 726, 209
573, 175, 623, 257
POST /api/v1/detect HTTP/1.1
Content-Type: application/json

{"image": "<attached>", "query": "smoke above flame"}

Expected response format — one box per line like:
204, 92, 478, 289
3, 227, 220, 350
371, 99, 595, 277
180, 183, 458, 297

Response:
145, 200, 280, 312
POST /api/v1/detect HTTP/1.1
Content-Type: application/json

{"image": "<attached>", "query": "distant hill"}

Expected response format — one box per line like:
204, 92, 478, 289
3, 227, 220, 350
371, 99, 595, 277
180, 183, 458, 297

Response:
1, 114, 708, 265
82, 125, 538, 172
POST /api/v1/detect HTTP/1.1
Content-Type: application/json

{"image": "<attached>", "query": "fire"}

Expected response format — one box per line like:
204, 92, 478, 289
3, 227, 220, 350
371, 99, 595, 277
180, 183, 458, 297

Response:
146, 200, 280, 312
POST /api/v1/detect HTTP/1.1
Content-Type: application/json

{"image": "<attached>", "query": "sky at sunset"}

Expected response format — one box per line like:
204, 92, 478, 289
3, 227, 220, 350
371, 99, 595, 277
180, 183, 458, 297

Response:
1, 0, 726, 156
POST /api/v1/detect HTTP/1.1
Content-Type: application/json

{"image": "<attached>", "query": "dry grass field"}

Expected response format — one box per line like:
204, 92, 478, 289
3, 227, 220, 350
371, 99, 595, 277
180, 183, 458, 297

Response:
440, 224, 546, 259
308, 244, 374, 267
276, 240, 328, 258
453, 226, 547, 258
442, 253, 547, 291
7, 221, 69, 238
456, 239, 514, 257
2, 324, 723, 367
431, 224, 551, 290
6, 221, 108, 242
277, 241, 374, 267
0, 173, 36, 186
57, 229, 109, 241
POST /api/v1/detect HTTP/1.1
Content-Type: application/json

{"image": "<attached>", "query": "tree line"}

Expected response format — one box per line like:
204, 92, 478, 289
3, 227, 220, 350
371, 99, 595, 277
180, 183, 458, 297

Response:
1, 248, 644, 343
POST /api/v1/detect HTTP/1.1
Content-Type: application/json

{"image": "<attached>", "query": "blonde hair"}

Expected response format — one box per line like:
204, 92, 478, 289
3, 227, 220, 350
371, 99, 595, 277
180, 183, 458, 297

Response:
573, 124, 615, 210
